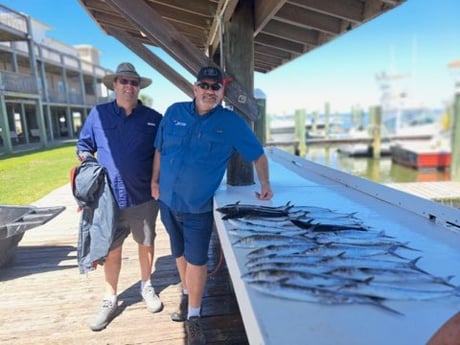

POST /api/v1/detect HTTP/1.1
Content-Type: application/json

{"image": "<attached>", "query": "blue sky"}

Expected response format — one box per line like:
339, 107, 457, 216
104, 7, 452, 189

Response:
3, 0, 459, 115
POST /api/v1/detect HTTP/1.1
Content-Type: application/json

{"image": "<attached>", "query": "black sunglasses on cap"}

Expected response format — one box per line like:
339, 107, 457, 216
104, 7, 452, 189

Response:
197, 82, 222, 91
117, 78, 140, 87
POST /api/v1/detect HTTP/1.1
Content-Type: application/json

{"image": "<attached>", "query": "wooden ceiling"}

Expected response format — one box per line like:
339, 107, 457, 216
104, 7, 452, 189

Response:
78, 0, 405, 118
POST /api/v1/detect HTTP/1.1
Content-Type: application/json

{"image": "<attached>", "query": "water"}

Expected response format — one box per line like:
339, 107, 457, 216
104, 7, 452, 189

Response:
302, 145, 451, 184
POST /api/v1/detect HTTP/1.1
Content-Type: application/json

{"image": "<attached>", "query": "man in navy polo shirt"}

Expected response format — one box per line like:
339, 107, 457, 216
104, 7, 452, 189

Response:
152, 66, 273, 345
76, 62, 163, 331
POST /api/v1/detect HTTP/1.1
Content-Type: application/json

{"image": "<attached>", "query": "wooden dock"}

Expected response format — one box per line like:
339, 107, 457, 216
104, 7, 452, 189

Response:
0, 185, 248, 345
385, 181, 460, 202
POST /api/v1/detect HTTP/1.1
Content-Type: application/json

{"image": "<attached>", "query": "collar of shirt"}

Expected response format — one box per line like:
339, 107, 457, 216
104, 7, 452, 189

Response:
111, 99, 143, 117
191, 99, 223, 118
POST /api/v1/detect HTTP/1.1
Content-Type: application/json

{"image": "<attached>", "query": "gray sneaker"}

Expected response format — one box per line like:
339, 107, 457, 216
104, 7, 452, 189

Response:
185, 316, 206, 345
141, 285, 163, 313
88, 299, 117, 331
171, 293, 188, 322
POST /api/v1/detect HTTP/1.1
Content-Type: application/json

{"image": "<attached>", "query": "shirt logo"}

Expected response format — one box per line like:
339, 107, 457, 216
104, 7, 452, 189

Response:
147, 122, 157, 127
173, 120, 187, 127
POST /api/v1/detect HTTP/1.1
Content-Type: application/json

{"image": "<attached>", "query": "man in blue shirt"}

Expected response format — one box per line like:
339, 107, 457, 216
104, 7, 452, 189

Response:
76, 62, 163, 331
152, 66, 273, 345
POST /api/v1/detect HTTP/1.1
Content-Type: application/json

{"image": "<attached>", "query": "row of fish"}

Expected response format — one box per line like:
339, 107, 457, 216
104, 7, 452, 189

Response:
216, 202, 460, 315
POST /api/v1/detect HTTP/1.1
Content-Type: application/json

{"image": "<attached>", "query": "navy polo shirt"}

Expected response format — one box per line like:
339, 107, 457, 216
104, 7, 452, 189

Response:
155, 101, 264, 213
77, 100, 162, 209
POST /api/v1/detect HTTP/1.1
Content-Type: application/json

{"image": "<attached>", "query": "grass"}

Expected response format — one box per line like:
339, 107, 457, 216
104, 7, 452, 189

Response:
0, 143, 79, 205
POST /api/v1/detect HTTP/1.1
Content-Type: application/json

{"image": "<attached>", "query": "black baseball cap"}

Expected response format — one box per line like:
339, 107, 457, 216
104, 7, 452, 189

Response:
196, 66, 223, 84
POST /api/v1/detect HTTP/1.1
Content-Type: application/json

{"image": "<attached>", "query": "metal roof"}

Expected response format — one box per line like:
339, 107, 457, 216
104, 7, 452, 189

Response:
78, 0, 406, 118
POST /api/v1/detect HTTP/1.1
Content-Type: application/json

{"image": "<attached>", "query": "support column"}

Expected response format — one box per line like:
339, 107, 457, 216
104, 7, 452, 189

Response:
26, 15, 47, 148
451, 93, 460, 181
324, 102, 330, 139
371, 106, 382, 159
294, 109, 306, 157
0, 95, 13, 154
224, 1, 255, 186
254, 89, 266, 145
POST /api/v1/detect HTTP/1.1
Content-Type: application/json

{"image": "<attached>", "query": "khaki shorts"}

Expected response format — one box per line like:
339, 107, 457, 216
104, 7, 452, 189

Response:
110, 199, 159, 249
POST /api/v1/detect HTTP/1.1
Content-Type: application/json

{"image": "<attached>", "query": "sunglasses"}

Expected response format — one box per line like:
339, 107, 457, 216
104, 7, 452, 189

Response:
118, 78, 140, 87
197, 82, 222, 91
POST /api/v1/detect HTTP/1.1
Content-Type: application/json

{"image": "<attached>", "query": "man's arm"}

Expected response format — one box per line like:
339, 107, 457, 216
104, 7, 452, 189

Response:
253, 154, 273, 200
151, 149, 161, 200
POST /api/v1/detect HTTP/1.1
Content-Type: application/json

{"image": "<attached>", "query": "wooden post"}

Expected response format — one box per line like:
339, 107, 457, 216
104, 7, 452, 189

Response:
371, 106, 382, 159
254, 89, 266, 145
451, 93, 460, 181
224, 1, 255, 186
312, 111, 318, 135
351, 105, 360, 129
294, 109, 306, 156
324, 102, 330, 139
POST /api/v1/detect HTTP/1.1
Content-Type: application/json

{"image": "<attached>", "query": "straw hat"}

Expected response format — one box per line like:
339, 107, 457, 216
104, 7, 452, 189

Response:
102, 62, 152, 90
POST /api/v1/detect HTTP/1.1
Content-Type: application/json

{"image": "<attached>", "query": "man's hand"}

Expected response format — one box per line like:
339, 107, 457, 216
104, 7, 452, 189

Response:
255, 182, 273, 200
151, 181, 160, 200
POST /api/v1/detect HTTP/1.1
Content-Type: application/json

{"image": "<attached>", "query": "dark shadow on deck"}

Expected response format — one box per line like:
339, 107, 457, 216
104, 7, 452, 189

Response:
0, 245, 77, 281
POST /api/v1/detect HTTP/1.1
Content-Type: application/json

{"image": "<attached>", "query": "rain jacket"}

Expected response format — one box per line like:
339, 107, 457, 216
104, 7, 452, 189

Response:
71, 158, 118, 274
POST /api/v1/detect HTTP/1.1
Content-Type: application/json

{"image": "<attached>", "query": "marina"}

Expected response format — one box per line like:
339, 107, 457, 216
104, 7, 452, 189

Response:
1, 2, 460, 345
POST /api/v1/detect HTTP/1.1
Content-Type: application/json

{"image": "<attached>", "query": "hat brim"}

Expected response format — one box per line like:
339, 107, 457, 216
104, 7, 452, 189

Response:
102, 74, 152, 90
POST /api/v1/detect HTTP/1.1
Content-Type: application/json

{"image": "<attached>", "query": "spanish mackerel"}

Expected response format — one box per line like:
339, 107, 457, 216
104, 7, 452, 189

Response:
247, 279, 402, 315
216, 201, 293, 219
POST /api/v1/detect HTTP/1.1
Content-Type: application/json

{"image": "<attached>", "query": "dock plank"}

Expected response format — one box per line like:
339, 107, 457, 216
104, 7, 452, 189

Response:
0, 185, 248, 345
385, 181, 460, 201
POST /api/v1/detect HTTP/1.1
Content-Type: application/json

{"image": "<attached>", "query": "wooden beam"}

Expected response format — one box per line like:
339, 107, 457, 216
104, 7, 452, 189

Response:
256, 33, 306, 54
262, 20, 318, 45
254, 0, 288, 36
107, 28, 194, 99
255, 43, 294, 60
276, 4, 342, 35
148, 0, 217, 17
104, 0, 258, 120
288, 0, 363, 23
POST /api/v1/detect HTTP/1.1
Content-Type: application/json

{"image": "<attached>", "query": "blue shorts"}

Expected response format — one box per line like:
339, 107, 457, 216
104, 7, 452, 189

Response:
158, 201, 214, 266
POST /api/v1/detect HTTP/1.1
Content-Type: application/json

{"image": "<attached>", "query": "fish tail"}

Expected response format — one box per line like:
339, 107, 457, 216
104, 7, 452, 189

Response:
408, 256, 431, 275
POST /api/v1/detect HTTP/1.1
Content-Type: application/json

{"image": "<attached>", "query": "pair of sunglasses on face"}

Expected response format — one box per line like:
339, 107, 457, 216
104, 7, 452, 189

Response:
196, 82, 223, 91
117, 78, 140, 87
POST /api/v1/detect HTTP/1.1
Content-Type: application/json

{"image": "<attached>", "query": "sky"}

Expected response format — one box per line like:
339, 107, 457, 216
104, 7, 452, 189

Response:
2, 0, 459, 115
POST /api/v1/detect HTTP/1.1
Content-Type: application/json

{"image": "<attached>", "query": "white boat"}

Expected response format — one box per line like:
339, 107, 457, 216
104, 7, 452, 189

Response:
376, 71, 442, 140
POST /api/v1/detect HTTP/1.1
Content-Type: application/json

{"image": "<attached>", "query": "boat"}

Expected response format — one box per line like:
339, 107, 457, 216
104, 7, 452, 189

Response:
390, 130, 452, 170
337, 141, 392, 157
0, 204, 65, 267
376, 71, 442, 141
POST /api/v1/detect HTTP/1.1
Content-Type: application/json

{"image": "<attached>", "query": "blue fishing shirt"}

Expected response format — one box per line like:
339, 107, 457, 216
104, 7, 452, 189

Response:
155, 101, 264, 213
77, 100, 162, 209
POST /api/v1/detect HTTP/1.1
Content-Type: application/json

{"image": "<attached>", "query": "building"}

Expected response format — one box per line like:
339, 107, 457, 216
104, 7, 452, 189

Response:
0, 4, 112, 154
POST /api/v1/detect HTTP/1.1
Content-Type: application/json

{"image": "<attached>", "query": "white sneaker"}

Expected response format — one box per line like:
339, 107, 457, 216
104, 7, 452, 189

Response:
141, 285, 163, 313
89, 298, 117, 331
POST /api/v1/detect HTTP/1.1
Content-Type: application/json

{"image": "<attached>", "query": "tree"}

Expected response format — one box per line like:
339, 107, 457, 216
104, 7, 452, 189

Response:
140, 93, 153, 106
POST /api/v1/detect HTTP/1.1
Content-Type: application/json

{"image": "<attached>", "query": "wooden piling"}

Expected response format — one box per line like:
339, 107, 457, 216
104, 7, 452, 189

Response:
451, 93, 460, 181
324, 102, 330, 139
370, 106, 382, 159
294, 109, 307, 157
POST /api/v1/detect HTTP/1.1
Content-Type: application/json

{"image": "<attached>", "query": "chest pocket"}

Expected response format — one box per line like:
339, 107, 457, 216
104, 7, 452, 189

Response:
128, 124, 157, 149
195, 129, 232, 162
94, 122, 117, 150
162, 123, 190, 154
